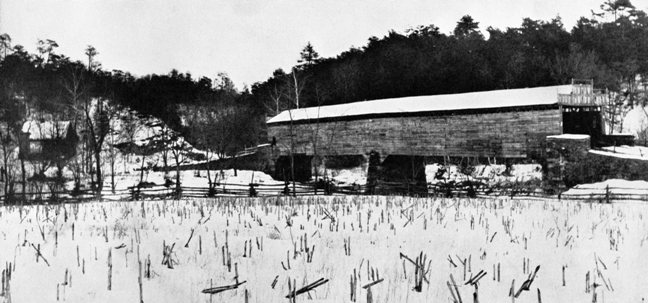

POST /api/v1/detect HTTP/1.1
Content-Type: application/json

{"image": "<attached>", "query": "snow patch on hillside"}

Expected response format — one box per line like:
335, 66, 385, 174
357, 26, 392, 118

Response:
622, 106, 648, 136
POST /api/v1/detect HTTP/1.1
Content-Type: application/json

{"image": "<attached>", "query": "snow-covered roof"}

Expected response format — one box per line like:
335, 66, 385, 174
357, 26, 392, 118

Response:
547, 134, 590, 140
590, 145, 648, 161
267, 85, 574, 124
21, 121, 72, 140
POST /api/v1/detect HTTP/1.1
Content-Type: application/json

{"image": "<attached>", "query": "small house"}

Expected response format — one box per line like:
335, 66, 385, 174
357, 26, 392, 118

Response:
19, 120, 78, 162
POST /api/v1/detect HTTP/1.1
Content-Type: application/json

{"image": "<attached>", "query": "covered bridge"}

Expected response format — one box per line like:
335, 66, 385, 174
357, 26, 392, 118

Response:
266, 83, 607, 186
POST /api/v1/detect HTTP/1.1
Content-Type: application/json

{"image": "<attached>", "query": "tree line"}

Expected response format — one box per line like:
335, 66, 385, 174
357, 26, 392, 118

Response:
251, 0, 648, 118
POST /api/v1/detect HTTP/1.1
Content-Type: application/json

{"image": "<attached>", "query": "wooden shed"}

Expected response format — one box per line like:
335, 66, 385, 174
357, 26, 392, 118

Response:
266, 83, 606, 183
19, 120, 78, 162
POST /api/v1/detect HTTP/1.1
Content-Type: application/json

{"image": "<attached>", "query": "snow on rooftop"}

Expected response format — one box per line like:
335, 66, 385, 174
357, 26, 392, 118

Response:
589, 149, 648, 161
590, 145, 648, 160
547, 134, 590, 140
268, 85, 573, 124
21, 120, 72, 140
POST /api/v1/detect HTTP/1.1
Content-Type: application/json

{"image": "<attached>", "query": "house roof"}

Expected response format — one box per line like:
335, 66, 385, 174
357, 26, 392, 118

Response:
21, 121, 72, 140
267, 85, 574, 124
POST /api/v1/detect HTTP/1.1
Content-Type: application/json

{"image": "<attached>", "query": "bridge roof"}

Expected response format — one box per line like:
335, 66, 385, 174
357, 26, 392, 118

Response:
267, 85, 573, 124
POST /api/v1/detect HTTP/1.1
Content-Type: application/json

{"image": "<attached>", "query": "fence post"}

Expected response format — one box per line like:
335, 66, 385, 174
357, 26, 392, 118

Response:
130, 186, 138, 201
325, 180, 333, 195
174, 186, 182, 200
282, 181, 290, 196
605, 185, 610, 203
207, 185, 216, 197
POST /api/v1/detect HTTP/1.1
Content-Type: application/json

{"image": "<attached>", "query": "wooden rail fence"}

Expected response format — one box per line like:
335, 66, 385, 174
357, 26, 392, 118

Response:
0, 180, 643, 204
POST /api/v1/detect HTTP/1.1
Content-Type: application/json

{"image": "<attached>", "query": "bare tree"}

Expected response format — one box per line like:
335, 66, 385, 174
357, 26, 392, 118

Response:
287, 67, 309, 109
0, 34, 11, 60
170, 135, 192, 198
260, 69, 290, 117
0, 124, 17, 201
61, 63, 91, 189
36, 39, 59, 66
106, 103, 121, 193
264, 84, 287, 117
214, 72, 237, 94
85, 45, 99, 72
119, 111, 141, 173
308, 85, 330, 193
63, 46, 115, 199
182, 105, 219, 193
603, 91, 626, 134
83, 97, 113, 199
144, 122, 174, 178
0, 74, 21, 202
125, 141, 161, 200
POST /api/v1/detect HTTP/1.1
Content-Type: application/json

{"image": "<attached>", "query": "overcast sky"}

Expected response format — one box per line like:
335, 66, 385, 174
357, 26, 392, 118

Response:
0, 0, 625, 89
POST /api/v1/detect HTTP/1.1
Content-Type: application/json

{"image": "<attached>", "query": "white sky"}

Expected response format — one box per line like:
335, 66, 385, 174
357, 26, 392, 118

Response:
0, 0, 629, 89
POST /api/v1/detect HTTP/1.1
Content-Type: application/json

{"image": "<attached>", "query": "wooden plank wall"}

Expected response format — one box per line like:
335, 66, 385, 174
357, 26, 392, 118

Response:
268, 108, 562, 159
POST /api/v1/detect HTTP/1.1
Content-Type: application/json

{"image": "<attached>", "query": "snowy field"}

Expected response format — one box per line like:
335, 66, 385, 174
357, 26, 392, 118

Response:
0, 196, 645, 302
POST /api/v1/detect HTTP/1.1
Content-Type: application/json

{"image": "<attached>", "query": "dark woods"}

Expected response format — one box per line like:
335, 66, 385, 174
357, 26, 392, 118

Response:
0, 40, 263, 150
253, 1, 648, 113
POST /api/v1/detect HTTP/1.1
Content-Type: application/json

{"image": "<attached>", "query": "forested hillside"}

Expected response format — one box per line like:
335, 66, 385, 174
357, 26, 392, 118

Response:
0, 40, 262, 149
252, 1, 648, 116
0, 40, 262, 198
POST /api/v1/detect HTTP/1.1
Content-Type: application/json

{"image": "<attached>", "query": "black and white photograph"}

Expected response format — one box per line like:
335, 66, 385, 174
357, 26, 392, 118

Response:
1, 0, 648, 301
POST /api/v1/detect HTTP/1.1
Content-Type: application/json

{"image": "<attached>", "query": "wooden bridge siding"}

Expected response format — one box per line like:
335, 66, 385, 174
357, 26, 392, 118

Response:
268, 108, 562, 159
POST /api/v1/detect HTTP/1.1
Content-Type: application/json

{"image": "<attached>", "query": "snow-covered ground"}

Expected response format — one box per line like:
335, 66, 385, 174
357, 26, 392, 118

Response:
0, 196, 645, 302
561, 179, 648, 201
426, 163, 543, 184
323, 166, 368, 186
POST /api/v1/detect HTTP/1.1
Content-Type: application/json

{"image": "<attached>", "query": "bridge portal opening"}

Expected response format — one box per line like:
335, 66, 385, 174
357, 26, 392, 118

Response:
562, 106, 603, 146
